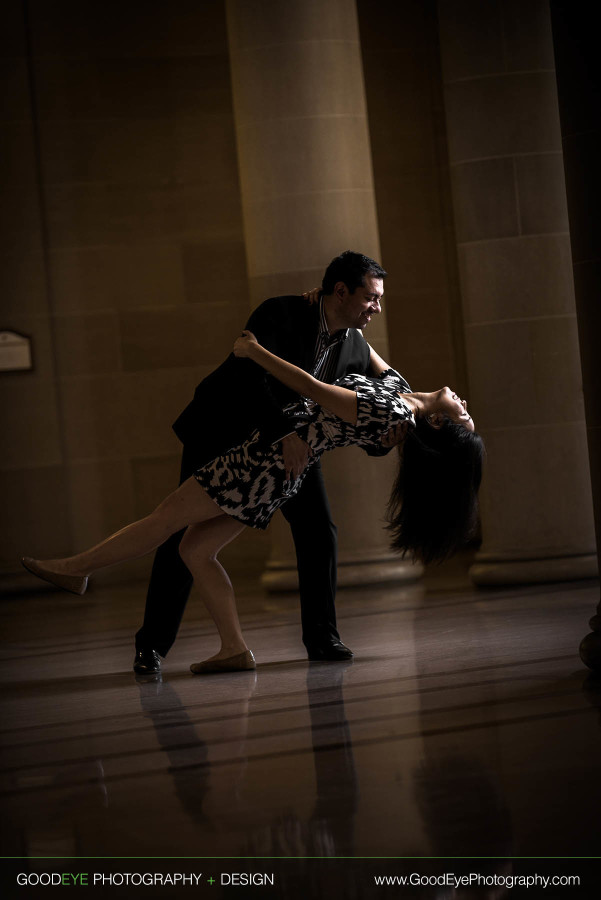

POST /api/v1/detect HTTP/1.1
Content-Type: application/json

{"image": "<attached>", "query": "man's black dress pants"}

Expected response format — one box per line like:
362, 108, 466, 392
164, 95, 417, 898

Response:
136, 448, 339, 657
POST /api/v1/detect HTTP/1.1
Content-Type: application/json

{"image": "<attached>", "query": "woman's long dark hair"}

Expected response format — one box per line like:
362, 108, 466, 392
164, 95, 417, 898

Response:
386, 417, 484, 564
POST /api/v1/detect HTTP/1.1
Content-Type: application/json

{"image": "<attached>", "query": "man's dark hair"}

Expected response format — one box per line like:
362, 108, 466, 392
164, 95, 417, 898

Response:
321, 250, 387, 295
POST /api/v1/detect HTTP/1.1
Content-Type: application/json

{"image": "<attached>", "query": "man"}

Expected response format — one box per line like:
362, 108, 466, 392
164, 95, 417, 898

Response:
134, 250, 403, 674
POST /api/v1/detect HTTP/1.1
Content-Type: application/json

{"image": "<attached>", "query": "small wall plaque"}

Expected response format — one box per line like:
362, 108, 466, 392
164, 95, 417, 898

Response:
0, 331, 33, 371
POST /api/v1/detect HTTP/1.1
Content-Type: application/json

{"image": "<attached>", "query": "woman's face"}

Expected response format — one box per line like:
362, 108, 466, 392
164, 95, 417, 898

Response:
432, 387, 475, 432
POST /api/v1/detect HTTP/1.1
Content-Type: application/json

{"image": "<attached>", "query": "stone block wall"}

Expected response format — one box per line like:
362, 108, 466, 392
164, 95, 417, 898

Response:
1, 0, 262, 588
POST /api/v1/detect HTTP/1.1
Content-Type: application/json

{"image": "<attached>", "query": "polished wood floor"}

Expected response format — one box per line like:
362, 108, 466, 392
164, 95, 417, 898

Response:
1, 576, 600, 870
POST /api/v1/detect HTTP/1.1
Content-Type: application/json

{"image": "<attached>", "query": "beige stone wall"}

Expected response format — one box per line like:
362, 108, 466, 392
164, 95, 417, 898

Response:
1, 2, 70, 575
1, 0, 263, 588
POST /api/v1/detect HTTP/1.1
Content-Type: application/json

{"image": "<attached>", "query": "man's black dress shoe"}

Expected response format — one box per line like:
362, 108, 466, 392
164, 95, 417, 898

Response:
306, 640, 354, 661
133, 648, 161, 674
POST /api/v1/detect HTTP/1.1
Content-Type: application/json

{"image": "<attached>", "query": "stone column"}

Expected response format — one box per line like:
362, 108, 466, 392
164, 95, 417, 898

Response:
437, 0, 597, 585
225, 0, 420, 588
548, 2, 601, 668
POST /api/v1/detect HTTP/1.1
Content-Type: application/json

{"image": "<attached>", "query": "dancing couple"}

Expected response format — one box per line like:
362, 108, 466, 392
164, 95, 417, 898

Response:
22, 251, 483, 674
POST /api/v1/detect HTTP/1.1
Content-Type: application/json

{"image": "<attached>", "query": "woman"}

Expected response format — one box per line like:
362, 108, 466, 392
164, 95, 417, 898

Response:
22, 331, 483, 674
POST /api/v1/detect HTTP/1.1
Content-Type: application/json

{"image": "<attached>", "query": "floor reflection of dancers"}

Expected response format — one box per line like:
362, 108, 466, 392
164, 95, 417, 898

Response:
306, 663, 358, 858
136, 678, 210, 829
136, 674, 257, 851
241, 665, 358, 898
410, 600, 514, 897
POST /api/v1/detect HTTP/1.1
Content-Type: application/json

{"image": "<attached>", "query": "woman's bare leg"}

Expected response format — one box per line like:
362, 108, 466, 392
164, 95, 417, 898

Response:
179, 516, 247, 661
36, 478, 224, 577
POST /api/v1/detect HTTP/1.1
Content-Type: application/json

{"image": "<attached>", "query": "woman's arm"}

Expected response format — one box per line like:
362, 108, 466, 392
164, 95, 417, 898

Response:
234, 331, 358, 424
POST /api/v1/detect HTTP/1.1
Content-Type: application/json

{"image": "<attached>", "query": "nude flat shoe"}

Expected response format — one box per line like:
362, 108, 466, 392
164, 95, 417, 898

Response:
21, 557, 88, 596
190, 649, 256, 675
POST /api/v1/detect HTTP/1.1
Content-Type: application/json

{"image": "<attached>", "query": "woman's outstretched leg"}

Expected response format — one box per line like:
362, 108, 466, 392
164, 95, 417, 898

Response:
25, 478, 224, 582
179, 516, 254, 670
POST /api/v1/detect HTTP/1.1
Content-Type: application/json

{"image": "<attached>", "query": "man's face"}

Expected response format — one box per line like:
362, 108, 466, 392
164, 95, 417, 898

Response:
338, 275, 383, 330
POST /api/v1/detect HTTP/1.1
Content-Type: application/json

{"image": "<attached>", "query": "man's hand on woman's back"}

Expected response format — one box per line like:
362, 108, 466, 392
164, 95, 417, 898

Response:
281, 433, 313, 480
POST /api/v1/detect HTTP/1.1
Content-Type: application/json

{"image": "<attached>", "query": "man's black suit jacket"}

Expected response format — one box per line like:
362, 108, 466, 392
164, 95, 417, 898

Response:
172, 295, 374, 468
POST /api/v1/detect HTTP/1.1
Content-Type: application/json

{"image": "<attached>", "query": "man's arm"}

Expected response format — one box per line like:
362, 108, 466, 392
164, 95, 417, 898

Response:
364, 345, 413, 452
245, 297, 316, 477
226, 298, 304, 440
368, 344, 393, 377
368, 345, 411, 391
234, 331, 359, 424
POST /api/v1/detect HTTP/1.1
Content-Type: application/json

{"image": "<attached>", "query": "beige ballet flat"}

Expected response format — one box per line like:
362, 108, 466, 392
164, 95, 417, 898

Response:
21, 557, 88, 596
190, 649, 256, 675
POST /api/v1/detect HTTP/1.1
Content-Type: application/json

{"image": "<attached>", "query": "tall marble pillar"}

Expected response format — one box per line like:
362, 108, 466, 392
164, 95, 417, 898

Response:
437, 0, 597, 585
225, 0, 420, 588
549, 2, 601, 667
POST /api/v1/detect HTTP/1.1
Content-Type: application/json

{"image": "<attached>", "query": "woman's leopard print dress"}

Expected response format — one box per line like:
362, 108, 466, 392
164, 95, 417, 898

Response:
194, 373, 414, 530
